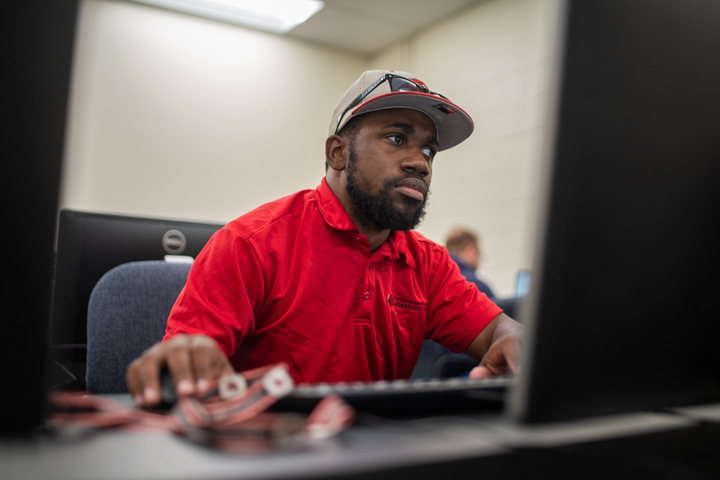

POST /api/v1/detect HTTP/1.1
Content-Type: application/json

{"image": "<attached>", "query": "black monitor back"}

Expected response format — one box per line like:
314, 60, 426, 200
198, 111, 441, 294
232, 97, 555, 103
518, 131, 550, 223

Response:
50, 210, 225, 347
1, 1, 79, 433
510, 0, 720, 423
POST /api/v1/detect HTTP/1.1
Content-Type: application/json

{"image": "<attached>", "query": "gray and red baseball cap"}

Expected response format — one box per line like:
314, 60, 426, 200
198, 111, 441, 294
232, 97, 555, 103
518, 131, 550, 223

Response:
329, 69, 474, 151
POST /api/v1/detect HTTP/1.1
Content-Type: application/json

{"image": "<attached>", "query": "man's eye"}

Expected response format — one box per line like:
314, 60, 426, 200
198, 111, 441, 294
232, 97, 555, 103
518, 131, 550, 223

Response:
388, 135, 404, 144
422, 147, 436, 159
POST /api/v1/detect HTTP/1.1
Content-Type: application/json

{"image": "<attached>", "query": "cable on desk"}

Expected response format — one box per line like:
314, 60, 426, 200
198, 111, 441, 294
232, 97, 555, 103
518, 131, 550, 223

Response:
46, 363, 355, 452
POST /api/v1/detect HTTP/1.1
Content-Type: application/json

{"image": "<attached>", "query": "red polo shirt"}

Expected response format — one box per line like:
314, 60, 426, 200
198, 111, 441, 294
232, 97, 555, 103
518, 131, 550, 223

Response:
164, 179, 501, 384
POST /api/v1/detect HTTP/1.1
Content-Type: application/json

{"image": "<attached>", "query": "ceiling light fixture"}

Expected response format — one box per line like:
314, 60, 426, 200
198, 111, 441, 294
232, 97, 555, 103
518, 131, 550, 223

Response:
131, 0, 325, 34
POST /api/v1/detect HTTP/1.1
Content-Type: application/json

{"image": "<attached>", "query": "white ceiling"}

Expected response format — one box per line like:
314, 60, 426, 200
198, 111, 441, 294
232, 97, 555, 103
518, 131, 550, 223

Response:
287, 0, 482, 56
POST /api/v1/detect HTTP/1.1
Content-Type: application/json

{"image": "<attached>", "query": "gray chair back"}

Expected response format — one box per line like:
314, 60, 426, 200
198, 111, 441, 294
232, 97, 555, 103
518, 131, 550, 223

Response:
86, 260, 192, 393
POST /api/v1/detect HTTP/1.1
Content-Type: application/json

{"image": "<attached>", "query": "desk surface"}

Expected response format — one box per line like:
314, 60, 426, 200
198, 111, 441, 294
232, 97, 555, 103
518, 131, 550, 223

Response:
4, 399, 718, 480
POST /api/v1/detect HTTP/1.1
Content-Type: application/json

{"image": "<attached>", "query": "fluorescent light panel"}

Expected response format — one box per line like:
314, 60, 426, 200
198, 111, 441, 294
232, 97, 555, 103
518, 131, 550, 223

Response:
131, 0, 325, 34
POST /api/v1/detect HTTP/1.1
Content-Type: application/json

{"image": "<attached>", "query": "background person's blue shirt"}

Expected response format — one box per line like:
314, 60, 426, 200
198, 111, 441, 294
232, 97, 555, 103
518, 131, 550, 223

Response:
448, 252, 496, 301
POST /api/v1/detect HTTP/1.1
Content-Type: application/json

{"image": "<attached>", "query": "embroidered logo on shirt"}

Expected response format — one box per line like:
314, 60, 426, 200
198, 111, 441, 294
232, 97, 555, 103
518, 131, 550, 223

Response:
388, 294, 427, 313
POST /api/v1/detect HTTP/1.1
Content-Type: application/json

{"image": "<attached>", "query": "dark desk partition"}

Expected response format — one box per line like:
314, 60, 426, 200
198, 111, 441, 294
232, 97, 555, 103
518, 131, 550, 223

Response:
511, 0, 720, 423
0, 0, 79, 433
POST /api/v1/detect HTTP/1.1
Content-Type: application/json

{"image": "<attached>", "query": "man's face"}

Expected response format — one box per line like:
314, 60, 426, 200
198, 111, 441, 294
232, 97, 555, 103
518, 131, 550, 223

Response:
344, 109, 438, 231
464, 243, 481, 271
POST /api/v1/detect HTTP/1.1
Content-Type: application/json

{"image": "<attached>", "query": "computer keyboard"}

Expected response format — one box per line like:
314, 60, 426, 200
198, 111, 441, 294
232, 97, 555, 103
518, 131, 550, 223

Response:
273, 376, 514, 416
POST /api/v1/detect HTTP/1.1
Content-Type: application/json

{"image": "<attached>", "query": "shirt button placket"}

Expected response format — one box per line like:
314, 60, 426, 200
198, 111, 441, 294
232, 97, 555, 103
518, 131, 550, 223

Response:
363, 261, 375, 302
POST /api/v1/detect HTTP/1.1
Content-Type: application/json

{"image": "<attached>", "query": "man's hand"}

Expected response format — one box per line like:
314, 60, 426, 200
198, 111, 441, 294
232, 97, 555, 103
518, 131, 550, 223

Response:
126, 334, 234, 407
464, 312, 523, 379
468, 334, 521, 379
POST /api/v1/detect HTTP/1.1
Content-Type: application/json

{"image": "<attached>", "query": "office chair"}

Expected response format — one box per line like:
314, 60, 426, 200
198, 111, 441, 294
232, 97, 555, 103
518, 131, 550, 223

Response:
410, 297, 523, 379
86, 260, 192, 393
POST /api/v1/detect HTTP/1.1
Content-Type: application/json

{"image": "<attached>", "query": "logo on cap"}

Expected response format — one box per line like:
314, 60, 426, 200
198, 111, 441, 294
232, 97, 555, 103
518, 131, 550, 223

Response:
162, 229, 187, 255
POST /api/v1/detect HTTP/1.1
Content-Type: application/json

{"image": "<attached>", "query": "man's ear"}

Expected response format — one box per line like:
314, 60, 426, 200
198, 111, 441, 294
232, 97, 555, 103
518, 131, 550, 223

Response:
325, 135, 347, 172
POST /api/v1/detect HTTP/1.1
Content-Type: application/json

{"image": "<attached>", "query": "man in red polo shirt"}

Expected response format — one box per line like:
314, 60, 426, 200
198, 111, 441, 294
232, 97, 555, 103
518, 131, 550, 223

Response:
127, 70, 523, 407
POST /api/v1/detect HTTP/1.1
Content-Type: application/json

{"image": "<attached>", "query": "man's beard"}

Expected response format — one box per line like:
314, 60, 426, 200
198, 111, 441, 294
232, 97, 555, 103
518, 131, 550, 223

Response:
345, 146, 430, 231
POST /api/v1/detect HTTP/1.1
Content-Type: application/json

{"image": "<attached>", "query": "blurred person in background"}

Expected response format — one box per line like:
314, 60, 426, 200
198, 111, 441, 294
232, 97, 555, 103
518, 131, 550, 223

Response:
445, 228, 496, 301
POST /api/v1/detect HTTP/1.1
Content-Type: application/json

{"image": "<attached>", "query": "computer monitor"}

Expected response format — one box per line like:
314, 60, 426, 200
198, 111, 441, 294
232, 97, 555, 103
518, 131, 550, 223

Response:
509, 0, 720, 423
514, 270, 531, 298
50, 210, 225, 348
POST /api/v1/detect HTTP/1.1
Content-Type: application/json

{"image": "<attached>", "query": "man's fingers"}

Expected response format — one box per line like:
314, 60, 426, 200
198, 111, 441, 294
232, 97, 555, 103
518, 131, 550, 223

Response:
136, 345, 165, 406
472, 335, 522, 379
469, 365, 491, 379
166, 335, 196, 397
499, 335, 522, 375
126, 359, 145, 406
477, 354, 507, 377
190, 336, 234, 395
125, 335, 234, 406
505, 346, 521, 375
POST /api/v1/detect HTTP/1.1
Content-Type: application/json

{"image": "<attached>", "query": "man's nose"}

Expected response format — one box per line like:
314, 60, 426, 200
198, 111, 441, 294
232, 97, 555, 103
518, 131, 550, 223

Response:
401, 149, 430, 178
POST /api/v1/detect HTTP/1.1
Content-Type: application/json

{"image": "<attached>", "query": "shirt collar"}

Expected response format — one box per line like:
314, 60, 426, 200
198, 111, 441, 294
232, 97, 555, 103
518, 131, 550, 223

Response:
315, 177, 358, 232
314, 178, 416, 268
383, 230, 416, 269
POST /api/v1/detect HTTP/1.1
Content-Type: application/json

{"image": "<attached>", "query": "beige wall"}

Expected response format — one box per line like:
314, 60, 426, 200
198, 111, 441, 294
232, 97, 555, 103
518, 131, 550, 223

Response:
370, 0, 560, 296
61, 0, 368, 224
61, 0, 560, 296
